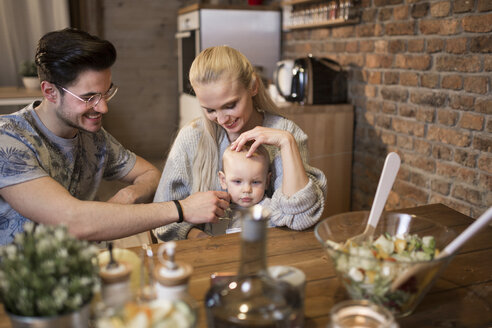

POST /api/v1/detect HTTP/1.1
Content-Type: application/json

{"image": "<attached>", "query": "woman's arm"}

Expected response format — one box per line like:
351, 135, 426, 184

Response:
267, 174, 326, 230
230, 126, 309, 196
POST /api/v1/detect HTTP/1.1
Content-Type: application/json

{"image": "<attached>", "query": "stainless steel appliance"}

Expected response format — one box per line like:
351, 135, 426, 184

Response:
274, 55, 348, 105
176, 6, 281, 127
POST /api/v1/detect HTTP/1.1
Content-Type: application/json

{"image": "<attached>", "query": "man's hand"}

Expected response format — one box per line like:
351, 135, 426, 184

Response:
180, 191, 230, 224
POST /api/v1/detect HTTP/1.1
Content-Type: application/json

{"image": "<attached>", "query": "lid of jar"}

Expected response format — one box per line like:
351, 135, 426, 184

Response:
153, 260, 193, 287
268, 265, 306, 289
99, 262, 132, 284
153, 241, 193, 287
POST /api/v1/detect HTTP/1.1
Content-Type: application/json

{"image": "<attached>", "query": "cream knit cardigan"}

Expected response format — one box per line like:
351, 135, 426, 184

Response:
153, 112, 327, 241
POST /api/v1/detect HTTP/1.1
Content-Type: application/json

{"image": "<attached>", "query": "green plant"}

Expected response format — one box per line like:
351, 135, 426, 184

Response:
0, 222, 100, 316
19, 60, 38, 77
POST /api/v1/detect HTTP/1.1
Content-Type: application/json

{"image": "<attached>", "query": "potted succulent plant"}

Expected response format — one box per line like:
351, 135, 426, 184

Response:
0, 222, 100, 328
19, 60, 40, 89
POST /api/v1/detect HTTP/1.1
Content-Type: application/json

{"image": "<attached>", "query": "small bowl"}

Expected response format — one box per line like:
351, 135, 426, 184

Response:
314, 211, 457, 317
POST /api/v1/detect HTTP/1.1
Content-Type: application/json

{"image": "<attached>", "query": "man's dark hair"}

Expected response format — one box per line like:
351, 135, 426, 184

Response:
35, 28, 116, 88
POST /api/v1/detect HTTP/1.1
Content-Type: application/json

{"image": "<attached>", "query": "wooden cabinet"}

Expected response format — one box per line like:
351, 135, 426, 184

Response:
281, 103, 354, 219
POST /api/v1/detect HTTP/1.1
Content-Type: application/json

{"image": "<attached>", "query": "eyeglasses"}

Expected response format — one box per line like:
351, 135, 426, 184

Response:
58, 84, 118, 108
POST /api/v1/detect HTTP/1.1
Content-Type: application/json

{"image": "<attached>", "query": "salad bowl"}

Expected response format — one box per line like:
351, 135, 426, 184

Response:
314, 211, 458, 317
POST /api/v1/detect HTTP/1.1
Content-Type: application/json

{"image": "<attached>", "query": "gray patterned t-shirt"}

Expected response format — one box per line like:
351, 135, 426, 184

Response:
0, 102, 136, 245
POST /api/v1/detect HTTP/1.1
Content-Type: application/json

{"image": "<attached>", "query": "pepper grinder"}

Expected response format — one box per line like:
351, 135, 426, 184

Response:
153, 241, 193, 301
153, 241, 197, 327
99, 242, 132, 310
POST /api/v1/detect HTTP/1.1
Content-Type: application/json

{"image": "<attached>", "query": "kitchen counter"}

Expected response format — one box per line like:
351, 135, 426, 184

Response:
0, 86, 42, 106
282, 103, 354, 219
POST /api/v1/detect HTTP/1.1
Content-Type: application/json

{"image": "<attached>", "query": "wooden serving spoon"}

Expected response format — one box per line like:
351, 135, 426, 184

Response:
390, 206, 492, 291
345, 152, 401, 246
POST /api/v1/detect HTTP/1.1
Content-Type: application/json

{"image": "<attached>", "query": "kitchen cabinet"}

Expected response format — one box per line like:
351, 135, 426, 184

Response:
281, 0, 359, 31
281, 103, 354, 219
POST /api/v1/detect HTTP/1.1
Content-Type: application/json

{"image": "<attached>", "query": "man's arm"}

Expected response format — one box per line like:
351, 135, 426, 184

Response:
0, 176, 230, 241
107, 155, 160, 204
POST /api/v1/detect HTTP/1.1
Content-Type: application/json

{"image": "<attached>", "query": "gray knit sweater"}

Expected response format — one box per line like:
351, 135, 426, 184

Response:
153, 112, 327, 241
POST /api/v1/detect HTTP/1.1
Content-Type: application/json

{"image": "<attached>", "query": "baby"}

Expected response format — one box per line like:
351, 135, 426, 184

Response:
217, 143, 272, 234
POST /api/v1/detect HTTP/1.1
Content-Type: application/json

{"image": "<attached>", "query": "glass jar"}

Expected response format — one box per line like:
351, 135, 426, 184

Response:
329, 300, 399, 328
205, 205, 303, 327
268, 265, 306, 324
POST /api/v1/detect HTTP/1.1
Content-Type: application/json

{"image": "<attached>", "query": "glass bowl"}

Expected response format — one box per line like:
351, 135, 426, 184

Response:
314, 211, 458, 317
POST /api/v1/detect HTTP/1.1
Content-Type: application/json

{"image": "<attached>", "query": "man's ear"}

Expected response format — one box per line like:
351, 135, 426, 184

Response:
41, 81, 58, 104
218, 171, 228, 190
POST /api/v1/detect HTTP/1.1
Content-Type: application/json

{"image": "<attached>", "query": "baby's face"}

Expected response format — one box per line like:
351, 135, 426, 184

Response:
219, 151, 269, 208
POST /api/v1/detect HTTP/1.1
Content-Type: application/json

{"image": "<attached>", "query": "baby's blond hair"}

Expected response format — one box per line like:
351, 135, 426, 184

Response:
222, 143, 270, 175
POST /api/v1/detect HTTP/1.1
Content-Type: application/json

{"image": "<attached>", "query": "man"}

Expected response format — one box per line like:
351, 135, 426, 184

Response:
0, 28, 229, 245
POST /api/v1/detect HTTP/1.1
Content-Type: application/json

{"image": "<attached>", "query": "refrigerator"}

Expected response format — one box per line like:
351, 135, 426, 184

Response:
176, 6, 281, 127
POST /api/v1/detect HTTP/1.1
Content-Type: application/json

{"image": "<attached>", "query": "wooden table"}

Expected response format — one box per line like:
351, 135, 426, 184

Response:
0, 204, 490, 327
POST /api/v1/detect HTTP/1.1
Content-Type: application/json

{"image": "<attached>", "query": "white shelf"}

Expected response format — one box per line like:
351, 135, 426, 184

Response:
283, 17, 359, 31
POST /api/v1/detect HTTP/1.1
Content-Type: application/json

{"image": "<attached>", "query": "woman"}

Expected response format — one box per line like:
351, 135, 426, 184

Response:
153, 46, 327, 241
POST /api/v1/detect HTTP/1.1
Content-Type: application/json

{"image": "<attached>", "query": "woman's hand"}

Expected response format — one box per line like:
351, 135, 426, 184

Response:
230, 126, 294, 157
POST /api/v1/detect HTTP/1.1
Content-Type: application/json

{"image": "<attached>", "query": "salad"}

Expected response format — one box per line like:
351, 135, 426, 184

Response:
326, 233, 439, 313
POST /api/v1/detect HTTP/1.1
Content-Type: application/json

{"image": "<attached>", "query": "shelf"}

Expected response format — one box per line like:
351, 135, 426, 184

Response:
0, 86, 42, 106
283, 17, 359, 30
281, 0, 359, 31
282, 0, 320, 4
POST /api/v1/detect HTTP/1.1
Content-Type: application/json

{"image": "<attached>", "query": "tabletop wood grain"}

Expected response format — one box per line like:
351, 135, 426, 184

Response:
1, 203, 491, 327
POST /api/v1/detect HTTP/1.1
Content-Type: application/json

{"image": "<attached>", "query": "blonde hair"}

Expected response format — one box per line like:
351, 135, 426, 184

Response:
189, 46, 280, 192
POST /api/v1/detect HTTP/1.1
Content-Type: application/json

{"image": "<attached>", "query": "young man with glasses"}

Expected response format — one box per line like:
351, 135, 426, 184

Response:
0, 28, 229, 246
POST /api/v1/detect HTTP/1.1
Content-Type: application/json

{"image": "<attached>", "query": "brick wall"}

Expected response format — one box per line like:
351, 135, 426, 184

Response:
283, 0, 491, 218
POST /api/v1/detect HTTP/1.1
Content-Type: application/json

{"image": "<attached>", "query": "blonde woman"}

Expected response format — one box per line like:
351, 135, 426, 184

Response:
153, 46, 327, 241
